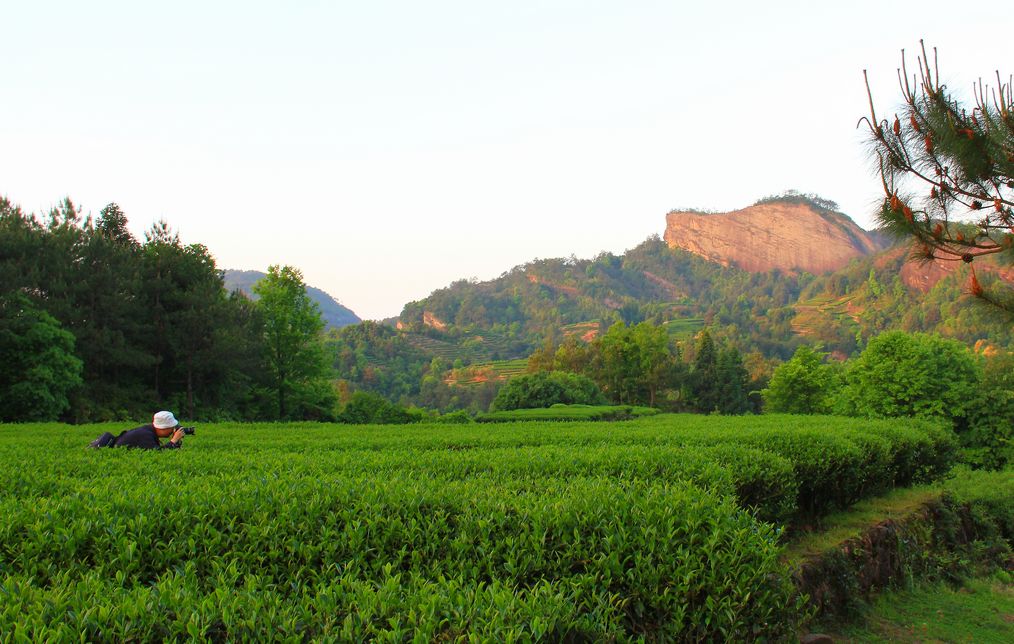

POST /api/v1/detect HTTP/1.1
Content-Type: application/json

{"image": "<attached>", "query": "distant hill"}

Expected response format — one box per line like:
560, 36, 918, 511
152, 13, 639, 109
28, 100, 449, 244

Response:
326, 196, 1013, 407
389, 198, 1012, 361
223, 269, 361, 329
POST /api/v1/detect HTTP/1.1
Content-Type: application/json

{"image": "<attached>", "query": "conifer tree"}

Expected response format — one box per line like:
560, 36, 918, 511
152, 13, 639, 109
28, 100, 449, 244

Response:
863, 41, 1014, 315
690, 329, 720, 412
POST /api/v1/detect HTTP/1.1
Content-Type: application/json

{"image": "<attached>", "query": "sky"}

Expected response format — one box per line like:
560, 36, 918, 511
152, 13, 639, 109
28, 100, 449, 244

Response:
3, 1, 1011, 320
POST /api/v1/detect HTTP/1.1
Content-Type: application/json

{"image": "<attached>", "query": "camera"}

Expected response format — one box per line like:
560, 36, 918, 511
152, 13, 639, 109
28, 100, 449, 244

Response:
180, 426, 196, 436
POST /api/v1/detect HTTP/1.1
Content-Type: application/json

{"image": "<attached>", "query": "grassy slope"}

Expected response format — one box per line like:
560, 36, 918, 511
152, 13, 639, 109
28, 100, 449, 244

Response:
783, 485, 943, 565
787, 466, 1014, 641
828, 574, 1014, 643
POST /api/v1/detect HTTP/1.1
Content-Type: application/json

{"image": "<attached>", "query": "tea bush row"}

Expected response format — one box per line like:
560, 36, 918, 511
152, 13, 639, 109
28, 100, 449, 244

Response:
0, 416, 954, 640
0, 468, 805, 640
474, 404, 659, 422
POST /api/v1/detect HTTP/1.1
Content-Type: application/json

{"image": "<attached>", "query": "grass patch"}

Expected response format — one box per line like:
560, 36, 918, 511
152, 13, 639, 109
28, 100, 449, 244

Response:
783, 485, 943, 564
825, 573, 1014, 643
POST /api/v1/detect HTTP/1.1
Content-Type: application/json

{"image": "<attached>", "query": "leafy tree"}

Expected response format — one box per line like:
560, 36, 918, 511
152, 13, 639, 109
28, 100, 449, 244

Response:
491, 371, 606, 411
762, 345, 839, 414
594, 321, 677, 406
839, 331, 980, 430
253, 265, 336, 419
863, 42, 1014, 314
629, 322, 680, 407
0, 294, 83, 421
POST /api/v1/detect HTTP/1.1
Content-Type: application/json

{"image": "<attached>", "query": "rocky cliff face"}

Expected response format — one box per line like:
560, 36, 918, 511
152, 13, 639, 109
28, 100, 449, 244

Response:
664, 202, 884, 274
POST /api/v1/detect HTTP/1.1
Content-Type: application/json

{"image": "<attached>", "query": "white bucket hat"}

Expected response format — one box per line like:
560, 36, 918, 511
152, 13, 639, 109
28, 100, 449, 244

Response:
153, 411, 180, 429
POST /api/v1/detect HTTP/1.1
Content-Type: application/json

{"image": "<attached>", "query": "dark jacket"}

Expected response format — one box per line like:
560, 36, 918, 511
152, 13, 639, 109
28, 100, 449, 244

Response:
113, 424, 181, 450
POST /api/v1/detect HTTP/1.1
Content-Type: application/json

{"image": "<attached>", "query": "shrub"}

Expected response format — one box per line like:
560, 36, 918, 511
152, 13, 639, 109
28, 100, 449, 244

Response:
838, 331, 981, 431
491, 371, 607, 411
336, 391, 416, 424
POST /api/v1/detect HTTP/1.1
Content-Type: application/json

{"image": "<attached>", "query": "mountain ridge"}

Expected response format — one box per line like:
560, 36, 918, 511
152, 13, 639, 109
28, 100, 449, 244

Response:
390, 198, 1011, 359
223, 269, 361, 329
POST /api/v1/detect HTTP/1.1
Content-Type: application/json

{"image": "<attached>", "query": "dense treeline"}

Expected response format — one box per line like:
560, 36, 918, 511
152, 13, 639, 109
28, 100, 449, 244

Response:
527, 323, 755, 414
0, 197, 335, 422
328, 321, 500, 413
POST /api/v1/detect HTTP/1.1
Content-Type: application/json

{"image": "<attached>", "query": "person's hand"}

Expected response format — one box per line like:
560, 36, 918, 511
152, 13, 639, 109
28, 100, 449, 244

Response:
171, 428, 186, 443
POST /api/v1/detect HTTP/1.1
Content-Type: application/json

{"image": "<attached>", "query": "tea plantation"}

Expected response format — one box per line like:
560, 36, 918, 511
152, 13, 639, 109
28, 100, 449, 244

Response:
0, 416, 965, 640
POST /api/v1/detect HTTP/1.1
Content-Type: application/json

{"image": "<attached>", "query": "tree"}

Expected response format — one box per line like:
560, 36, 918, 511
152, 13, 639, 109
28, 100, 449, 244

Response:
839, 331, 980, 430
762, 345, 839, 414
0, 294, 83, 421
253, 265, 336, 419
862, 42, 1014, 315
592, 321, 677, 406
73, 205, 151, 419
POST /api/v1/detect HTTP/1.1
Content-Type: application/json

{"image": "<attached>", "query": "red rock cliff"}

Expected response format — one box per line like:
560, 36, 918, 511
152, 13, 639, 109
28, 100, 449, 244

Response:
664, 202, 883, 274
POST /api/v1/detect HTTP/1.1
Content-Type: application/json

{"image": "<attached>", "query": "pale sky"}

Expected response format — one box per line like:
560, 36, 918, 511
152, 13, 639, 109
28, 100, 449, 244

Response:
3, 1, 1010, 320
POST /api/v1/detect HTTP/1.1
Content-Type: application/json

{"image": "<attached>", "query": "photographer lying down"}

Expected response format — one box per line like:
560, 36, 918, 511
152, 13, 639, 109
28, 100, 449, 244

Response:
89, 411, 193, 449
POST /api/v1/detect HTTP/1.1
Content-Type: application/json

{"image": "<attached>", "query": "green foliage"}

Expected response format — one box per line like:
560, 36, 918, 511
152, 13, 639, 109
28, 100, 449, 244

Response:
398, 236, 815, 364
963, 351, 1014, 469
715, 345, 751, 414
253, 265, 337, 420
689, 329, 722, 412
142, 222, 245, 419
224, 269, 360, 329
432, 409, 473, 424
336, 391, 417, 425
753, 190, 840, 213
794, 492, 1012, 625
642, 414, 956, 518
832, 574, 1014, 643
0, 198, 276, 421
596, 321, 677, 406
0, 294, 82, 421
838, 331, 981, 430
492, 371, 606, 411
945, 466, 1014, 543
763, 345, 839, 414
